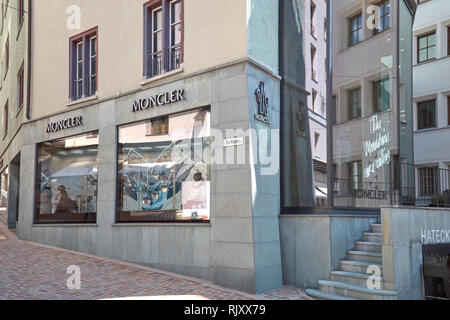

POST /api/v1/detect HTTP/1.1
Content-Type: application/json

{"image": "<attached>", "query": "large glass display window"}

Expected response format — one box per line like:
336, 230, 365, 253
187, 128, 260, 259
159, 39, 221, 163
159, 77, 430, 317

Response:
117, 108, 211, 223
35, 132, 99, 224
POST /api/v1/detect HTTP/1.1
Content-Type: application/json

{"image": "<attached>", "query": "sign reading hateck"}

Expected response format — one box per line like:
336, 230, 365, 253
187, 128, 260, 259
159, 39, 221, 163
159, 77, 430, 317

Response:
132, 89, 185, 112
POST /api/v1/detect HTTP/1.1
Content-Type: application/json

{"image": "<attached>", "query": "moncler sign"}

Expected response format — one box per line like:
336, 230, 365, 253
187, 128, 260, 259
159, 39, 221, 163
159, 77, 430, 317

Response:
132, 89, 185, 112
46, 116, 83, 133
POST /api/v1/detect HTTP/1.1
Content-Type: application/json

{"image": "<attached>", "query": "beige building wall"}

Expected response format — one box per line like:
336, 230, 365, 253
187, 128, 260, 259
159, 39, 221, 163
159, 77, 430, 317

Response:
31, 0, 248, 119
0, 0, 29, 160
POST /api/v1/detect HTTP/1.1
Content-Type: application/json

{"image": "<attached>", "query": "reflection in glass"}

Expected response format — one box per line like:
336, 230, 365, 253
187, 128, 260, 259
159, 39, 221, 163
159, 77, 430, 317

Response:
0, 168, 8, 218
35, 133, 98, 223
117, 109, 211, 222
331, 0, 415, 208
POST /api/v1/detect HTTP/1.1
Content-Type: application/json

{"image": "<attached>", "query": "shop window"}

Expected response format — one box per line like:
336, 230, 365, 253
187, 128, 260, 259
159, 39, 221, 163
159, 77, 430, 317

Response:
117, 108, 211, 223
373, 77, 390, 113
70, 28, 97, 101
418, 100, 436, 130
418, 32, 436, 63
348, 87, 361, 120
35, 133, 99, 224
144, 0, 183, 78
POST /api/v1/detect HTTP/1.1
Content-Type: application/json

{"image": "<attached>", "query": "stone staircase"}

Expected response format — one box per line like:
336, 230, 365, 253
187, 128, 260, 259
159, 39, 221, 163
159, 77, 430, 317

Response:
306, 223, 397, 300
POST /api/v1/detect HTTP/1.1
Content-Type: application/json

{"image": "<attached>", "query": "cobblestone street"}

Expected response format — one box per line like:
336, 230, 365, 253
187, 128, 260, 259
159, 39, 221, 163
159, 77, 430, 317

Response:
0, 224, 311, 301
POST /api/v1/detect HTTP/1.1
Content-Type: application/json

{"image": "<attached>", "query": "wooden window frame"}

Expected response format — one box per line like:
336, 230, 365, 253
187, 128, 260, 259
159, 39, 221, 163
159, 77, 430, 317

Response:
349, 12, 362, 47
417, 99, 436, 130
17, 63, 24, 112
3, 101, 8, 139
69, 27, 98, 101
447, 96, 450, 126
372, 77, 390, 113
144, 0, 184, 79
374, 0, 391, 35
417, 31, 436, 63
348, 87, 361, 120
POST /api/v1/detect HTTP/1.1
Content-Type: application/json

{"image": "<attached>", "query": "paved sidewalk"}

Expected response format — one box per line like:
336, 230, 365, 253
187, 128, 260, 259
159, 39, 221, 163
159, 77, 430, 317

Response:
0, 224, 311, 300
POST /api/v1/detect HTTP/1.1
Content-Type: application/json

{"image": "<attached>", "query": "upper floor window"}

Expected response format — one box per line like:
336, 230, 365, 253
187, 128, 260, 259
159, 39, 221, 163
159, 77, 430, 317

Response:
4, 36, 9, 78
418, 167, 437, 197
418, 32, 436, 63
3, 101, 8, 138
373, 77, 390, 113
447, 26, 450, 56
70, 28, 97, 101
310, 2, 316, 37
18, 0, 24, 25
144, 0, 183, 79
448, 96, 450, 126
17, 63, 24, 111
348, 87, 361, 120
349, 13, 362, 46
374, 0, 390, 34
418, 100, 436, 130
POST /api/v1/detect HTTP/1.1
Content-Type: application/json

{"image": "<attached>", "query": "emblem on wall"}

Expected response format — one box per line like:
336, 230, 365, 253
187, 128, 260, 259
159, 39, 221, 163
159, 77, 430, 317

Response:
254, 82, 271, 125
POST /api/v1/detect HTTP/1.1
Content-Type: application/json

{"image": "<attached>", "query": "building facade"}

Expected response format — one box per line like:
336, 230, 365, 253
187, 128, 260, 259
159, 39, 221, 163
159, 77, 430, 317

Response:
6, 0, 318, 294
0, 0, 30, 230
413, 0, 450, 205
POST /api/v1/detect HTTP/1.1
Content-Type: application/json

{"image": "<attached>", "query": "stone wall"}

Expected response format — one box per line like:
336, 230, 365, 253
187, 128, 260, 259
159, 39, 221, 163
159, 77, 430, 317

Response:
381, 206, 450, 300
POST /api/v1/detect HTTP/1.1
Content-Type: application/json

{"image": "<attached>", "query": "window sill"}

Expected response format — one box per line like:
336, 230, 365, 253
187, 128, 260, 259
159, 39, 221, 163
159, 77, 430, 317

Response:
67, 95, 98, 107
112, 222, 210, 228
32, 224, 98, 228
141, 67, 184, 86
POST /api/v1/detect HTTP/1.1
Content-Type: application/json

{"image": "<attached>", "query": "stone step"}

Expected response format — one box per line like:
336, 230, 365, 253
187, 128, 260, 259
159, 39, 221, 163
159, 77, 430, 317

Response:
330, 271, 383, 288
371, 224, 382, 233
318, 280, 397, 300
347, 250, 382, 264
355, 241, 382, 253
339, 260, 383, 275
305, 289, 356, 300
363, 232, 382, 243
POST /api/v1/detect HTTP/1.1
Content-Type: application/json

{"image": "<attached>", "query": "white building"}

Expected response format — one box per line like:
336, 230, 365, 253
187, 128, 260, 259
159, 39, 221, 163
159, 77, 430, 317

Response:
413, 0, 450, 199
305, 0, 328, 206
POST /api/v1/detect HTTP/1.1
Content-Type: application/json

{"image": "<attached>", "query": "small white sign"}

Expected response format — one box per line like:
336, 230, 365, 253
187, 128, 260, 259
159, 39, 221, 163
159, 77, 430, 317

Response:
224, 137, 244, 147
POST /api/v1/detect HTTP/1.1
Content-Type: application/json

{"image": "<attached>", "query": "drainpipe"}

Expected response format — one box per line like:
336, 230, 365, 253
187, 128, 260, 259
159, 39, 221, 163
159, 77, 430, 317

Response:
25, 0, 32, 120
326, 0, 334, 209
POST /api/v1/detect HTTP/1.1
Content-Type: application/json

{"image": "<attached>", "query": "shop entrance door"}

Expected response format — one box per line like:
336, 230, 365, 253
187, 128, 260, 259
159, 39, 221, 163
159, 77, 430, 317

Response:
0, 167, 8, 227
7, 154, 20, 230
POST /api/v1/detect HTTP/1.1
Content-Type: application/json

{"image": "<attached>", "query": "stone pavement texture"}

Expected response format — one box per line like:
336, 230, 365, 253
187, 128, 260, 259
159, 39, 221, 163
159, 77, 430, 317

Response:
0, 223, 311, 300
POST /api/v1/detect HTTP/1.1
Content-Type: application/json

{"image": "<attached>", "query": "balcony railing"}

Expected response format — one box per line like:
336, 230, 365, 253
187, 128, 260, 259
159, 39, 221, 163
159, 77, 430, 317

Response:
146, 46, 182, 79
333, 162, 450, 209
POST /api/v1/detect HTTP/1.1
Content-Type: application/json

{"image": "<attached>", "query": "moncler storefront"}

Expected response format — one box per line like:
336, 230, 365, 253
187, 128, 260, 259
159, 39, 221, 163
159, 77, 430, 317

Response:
16, 60, 285, 294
